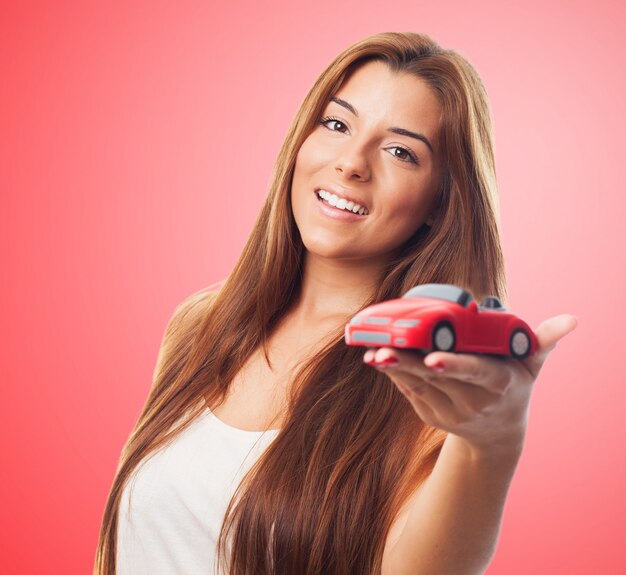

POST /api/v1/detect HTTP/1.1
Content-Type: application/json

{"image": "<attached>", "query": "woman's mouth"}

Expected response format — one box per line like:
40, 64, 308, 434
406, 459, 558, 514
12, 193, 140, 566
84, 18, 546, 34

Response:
315, 189, 369, 216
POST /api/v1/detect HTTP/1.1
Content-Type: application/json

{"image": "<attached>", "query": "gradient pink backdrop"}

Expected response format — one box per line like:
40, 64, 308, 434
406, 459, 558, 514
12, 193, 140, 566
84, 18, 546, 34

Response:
2, 0, 624, 573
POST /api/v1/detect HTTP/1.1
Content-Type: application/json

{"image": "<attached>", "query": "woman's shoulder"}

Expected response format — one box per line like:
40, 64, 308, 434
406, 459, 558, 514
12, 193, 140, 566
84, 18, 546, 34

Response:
175, 282, 222, 316
152, 282, 224, 382
163, 281, 224, 341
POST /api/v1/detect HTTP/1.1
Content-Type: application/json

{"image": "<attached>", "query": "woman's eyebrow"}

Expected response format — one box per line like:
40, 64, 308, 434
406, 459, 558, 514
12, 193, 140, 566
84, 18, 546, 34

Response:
330, 96, 434, 155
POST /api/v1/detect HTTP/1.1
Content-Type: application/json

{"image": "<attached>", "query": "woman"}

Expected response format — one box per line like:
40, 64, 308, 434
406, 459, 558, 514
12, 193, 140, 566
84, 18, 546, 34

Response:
94, 31, 577, 574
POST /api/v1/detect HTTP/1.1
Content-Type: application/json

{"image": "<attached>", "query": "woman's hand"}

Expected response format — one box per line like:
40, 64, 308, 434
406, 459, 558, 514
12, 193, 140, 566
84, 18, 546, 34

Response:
364, 314, 578, 456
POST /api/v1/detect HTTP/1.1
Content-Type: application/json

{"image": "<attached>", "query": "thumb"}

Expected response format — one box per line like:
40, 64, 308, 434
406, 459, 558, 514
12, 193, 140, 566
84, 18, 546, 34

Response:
524, 314, 578, 377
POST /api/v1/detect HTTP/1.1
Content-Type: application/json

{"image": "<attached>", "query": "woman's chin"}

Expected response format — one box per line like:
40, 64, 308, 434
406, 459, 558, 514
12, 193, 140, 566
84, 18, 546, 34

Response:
301, 241, 390, 265
301, 241, 362, 261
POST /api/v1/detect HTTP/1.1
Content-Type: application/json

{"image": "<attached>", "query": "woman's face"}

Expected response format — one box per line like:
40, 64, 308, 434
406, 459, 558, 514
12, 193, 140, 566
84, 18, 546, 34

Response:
291, 60, 444, 263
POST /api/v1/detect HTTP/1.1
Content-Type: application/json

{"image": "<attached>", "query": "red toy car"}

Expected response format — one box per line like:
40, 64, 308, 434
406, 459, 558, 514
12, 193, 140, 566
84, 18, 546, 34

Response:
345, 283, 538, 359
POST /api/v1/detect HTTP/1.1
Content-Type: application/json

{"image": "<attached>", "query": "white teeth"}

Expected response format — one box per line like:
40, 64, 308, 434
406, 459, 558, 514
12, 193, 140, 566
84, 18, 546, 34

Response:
317, 190, 369, 215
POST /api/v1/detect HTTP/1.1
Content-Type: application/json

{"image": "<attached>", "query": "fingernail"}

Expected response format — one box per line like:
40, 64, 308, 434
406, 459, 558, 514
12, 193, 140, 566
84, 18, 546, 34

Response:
427, 361, 445, 373
374, 357, 400, 367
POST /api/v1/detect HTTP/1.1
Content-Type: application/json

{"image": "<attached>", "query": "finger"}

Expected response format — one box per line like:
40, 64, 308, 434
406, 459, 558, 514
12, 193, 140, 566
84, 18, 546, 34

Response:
363, 347, 454, 409
395, 367, 503, 421
524, 314, 578, 377
404, 394, 441, 428
366, 348, 497, 419
388, 368, 455, 410
421, 350, 512, 394
363, 348, 377, 363
364, 346, 424, 370
365, 346, 508, 396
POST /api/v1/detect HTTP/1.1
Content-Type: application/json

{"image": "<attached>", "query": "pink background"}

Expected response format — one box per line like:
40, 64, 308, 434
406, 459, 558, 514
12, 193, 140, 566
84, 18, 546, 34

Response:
2, 0, 624, 573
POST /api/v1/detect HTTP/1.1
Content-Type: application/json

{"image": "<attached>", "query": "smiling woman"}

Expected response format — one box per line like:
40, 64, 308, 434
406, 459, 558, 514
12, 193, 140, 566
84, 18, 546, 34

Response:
291, 60, 444, 263
94, 31, 576, 575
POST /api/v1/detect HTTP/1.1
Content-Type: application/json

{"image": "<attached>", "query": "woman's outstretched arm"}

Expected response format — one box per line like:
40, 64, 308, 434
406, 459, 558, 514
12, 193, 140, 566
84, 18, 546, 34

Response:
375, 314, 578, 575
381, 432, 522, 575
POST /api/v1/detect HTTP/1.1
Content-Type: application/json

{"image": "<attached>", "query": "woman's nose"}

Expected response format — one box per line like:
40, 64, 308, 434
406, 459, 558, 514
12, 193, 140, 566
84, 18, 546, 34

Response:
334, 140, 371, 181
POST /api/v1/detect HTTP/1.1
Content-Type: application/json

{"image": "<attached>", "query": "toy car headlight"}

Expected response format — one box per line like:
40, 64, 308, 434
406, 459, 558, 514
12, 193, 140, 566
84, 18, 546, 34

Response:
349, 316, 362, 325
393, 319, 421, 327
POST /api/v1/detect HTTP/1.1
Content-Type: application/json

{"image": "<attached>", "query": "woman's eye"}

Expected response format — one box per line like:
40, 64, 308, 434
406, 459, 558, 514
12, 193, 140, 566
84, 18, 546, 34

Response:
319, 116, 348, 132
389, 146, 420, 165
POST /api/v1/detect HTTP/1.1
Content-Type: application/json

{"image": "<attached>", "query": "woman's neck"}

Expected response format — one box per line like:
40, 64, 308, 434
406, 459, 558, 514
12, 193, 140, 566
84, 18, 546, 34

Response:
290, 252, 386, 324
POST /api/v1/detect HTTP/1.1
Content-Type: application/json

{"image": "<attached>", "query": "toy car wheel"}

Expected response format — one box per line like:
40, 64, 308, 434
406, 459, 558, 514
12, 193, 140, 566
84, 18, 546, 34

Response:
509, 328, 531, 359
432, 322, 455, 352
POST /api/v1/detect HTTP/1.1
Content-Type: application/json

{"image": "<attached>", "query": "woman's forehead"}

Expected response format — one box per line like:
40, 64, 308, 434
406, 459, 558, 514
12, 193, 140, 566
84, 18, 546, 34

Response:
327, 61, 442, 153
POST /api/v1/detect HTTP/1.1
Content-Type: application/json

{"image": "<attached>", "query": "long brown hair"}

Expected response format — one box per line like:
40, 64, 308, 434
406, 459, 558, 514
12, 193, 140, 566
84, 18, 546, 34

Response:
94, 31, 506, 574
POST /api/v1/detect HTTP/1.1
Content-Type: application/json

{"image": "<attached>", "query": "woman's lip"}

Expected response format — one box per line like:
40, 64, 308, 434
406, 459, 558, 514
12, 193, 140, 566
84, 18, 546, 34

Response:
313, 191, 368, 221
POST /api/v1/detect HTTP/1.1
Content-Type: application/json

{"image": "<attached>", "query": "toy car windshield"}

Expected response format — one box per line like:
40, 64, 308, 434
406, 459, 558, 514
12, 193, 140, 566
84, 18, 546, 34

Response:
402, 284, 473, 307
478, 296, 506, 311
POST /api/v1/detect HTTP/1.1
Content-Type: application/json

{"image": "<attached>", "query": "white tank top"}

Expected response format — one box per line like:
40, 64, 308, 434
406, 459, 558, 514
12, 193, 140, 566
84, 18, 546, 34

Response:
116, 406, 280, 575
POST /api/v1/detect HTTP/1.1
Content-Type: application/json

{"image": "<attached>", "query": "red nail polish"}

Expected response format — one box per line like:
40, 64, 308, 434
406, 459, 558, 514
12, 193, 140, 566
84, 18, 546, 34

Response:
375, 357, 399, 367
428, 361, 445, 372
